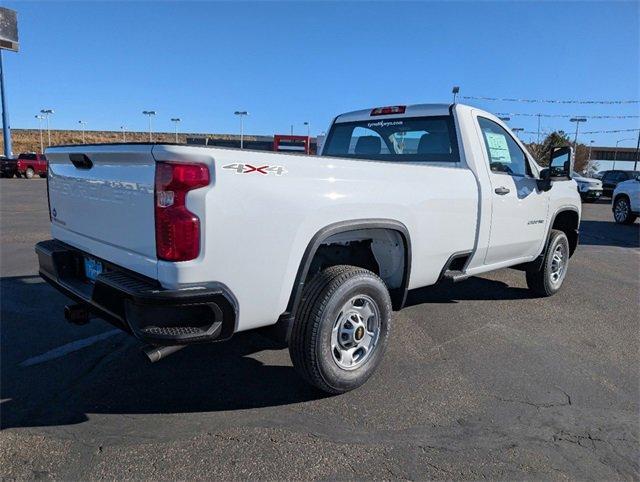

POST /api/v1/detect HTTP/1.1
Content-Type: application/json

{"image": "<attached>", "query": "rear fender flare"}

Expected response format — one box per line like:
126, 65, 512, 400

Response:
287, 219, 412, 315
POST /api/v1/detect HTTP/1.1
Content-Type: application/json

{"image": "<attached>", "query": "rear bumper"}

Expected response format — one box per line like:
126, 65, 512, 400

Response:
36, 239, 238, 345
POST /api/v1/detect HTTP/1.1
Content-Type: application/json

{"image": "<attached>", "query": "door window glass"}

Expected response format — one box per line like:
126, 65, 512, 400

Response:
478, 117, 530, 177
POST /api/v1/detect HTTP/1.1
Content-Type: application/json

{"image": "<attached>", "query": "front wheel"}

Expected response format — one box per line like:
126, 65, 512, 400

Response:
526, 229, 570, 297
289, 265, 392, 394
613, 196, 637, 225
25, 167, 35, 179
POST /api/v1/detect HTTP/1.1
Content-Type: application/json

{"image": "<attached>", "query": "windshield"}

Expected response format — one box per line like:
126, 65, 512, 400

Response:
323, 116, 459, 163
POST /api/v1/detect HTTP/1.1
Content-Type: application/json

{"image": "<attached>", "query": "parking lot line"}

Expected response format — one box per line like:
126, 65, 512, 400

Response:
19, 329, 122, 367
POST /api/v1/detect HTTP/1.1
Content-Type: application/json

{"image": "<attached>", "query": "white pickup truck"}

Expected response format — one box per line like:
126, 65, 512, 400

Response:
37, 103, 581, 393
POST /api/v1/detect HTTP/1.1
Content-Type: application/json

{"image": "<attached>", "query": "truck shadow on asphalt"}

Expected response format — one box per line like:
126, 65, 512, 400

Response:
0, 276, 327, 429
0, 272, 542, 429
406, 277, 532, 306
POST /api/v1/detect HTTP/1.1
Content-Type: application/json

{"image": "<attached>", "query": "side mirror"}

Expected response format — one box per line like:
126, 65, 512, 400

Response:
537, 168, 552, 192
548, 146, 573, 180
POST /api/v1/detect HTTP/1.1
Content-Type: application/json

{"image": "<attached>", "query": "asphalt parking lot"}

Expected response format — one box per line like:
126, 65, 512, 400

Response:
1, 178, 638, 480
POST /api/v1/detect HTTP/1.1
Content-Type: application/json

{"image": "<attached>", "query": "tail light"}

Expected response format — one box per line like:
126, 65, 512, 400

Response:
155, 162, 210, 262
370, 105, 406, 116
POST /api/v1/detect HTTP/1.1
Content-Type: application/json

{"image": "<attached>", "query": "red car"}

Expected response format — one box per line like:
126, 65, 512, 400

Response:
17, 153, 48, 179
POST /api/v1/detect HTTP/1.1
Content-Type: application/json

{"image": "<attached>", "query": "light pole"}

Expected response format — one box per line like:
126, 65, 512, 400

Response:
569, 117, 587, 150
304, 121, 311, 154
142, 110, 156, 142
171, 117, 181, 143
452, 86, 460, 103
613, 138, 634, 170
35, 114, 45, 153
1, 49, 13, 157
40, 109, 54, 146
78, 120, 87, 143
512, 127, 524, 139
120, 125, 126, 142
234, 111, 248, 149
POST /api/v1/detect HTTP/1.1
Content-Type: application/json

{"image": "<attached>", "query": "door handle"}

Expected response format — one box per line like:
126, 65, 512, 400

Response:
494, 187, 510, 195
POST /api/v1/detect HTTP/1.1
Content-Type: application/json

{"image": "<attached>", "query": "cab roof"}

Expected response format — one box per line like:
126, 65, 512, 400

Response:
334, 103, 453, 123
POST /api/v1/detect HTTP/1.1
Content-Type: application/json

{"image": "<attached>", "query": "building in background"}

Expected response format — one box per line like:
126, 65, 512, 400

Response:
590, 145, 639, 172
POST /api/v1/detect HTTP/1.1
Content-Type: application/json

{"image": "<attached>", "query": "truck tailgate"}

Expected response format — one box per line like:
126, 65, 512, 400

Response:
46, 144, 157, 278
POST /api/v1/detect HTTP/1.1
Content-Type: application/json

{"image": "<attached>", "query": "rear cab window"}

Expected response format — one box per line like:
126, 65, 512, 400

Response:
323, 115, 460, 163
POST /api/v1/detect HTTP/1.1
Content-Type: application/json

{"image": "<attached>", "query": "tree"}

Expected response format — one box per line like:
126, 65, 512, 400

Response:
525, 131, 589, 173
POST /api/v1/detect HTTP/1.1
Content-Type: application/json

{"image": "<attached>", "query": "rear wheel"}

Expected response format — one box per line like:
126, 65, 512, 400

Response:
289, 265, 392, 394
526, 229, 570, 297
25, 167, 35, 179
613, 196, 637, 225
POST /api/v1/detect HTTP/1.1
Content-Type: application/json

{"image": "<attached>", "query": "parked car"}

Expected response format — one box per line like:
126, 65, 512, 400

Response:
612, 175, 639, 224
37, 103, 581, 393
0, 155, 17, 178
16, 153, 48, 179
572, 171, 603, 202
600, 169, 640, 197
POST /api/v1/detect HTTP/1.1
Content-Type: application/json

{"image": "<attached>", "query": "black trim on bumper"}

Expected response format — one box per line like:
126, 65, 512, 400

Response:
36, 239, 238, 345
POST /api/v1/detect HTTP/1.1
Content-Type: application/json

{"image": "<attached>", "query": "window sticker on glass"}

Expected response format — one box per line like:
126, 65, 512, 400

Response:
485, 132, 511, 164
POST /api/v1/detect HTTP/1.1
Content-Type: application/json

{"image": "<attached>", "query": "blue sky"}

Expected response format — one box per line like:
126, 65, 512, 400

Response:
4, 1, 639, 149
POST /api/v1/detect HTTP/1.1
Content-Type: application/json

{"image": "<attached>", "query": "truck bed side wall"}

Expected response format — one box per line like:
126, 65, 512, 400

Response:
152, 145, 478, 332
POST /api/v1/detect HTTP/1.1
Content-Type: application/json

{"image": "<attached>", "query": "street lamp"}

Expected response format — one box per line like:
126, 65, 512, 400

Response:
569, 117, 587, 149
512, 127, 524, 138
498, 116, 510, 122
120, 125, 126, 142
452, 86, 460, 103
78, 120, 87, 143
142, 110, 156, 142
40, 109, 54, 146
35, 115, 45, 153
303, 121, 311, 154
613, 138, 634, 170
234, 111, 248, 149
171, 117, 181, 143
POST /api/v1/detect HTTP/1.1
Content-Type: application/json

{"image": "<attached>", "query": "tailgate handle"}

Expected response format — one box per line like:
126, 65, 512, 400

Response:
69, 153, 93, 170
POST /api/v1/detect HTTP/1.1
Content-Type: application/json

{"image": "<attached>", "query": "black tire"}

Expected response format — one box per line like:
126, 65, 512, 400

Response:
25, 167, 35, 179
289, 265, 392, 394
526, 229, 570, 297
613, 196, 637, 225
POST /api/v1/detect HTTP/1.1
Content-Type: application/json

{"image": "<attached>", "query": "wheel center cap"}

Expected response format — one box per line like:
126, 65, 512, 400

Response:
354, 326, 365, 341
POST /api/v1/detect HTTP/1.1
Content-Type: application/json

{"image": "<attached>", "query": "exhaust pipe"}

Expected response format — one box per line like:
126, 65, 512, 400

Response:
64, 304, 91, 325
143, 344, 186, 363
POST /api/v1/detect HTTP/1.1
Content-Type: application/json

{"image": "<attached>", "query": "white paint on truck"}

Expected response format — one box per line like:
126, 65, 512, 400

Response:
45, 103, 581, 333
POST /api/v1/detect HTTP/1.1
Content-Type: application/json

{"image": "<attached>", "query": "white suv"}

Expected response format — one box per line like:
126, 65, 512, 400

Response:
612, 176, 640, 224
572, 172, 603, 202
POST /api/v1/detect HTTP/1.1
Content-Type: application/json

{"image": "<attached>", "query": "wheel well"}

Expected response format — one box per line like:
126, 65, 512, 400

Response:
612, 193, 629, 207
304, 228, 408, 309
552, 210, 579, 256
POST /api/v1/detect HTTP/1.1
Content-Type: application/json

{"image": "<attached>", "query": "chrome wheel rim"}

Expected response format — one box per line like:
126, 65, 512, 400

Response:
331, 295, 380, 371
614, 199, 629, 222
550, 243, 567, 285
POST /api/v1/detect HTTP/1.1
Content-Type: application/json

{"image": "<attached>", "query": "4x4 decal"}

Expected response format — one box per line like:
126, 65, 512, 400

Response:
222, 163, 287, 176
